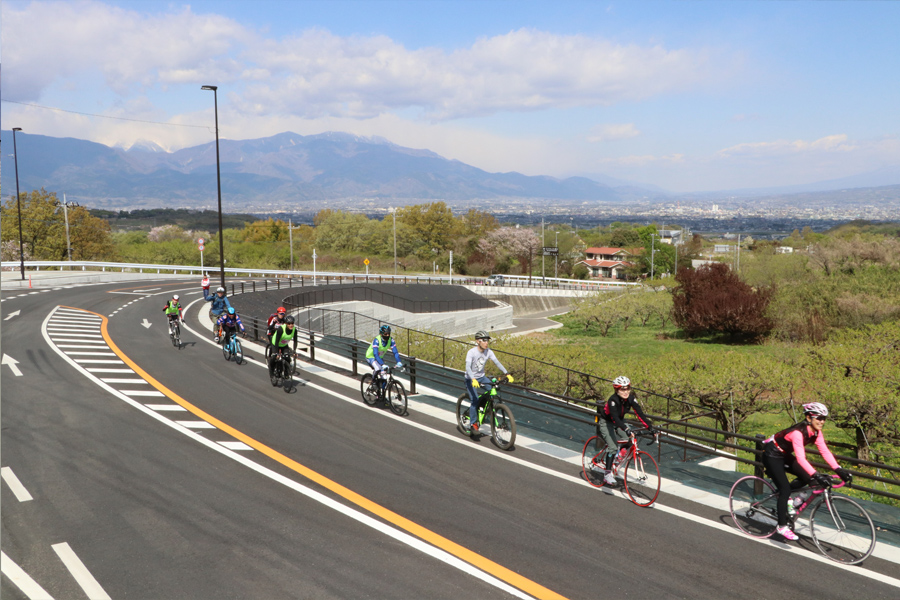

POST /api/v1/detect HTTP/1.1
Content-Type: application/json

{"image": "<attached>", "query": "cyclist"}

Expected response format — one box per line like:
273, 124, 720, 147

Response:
203, 285, 232, 342
762, 402, 851, 541
366, 325, 403, 397
269, 315, 299, 378
464, 331, 513, 434
162, 294, 183, 335
266, 307, 288, 345
216, 307, 245, 349
596, 376, 654, 486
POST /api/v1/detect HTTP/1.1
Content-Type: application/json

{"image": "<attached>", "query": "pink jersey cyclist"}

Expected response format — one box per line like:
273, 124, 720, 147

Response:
761, 402, 851, 541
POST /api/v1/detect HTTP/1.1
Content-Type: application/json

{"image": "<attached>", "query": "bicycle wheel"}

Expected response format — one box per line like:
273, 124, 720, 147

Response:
173, 323, 181, 347
623, 450, 660, 507
581, 436, 609, 488
361, 374, 379, 405
234, 339, 243, 365
490, 403, 516, 450
456, 393, 473, 435
810, 495, 876, 564
729, 476, 779, 538
387, 381, 407, 416
270, 359, 281, 387
222, 338, 233, 361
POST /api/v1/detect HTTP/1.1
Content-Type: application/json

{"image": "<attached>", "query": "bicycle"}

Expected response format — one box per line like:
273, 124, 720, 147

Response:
728, 473, 876, 564
581, 427, 661, 507
455, 377, 516, 450
222, 331, 244, 364
168, 317, 181, 347
360, 366, 407, 416
269, 350, 297, 389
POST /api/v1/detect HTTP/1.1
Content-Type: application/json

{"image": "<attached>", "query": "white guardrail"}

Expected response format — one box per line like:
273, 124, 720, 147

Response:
1, 260, 638, 290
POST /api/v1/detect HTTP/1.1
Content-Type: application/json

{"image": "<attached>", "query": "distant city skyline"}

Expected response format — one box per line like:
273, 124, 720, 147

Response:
2, 0, 899, 193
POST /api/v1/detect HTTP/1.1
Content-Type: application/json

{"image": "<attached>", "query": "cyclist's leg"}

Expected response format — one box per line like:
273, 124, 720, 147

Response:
468, 376, 491, 424
762, 451, 792, 527
599, 420, 620, 469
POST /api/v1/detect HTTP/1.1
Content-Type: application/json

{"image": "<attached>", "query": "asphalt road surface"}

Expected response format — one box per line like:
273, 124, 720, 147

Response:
2, 279, 898, 599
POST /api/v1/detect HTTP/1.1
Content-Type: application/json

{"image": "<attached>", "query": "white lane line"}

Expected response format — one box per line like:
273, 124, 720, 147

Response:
47, 325, 101, 330
51, 333, 104, 338
120, 390, 165, 397
218, 441, 253, 451
144, 404, 188, 411
175, 420, 217, 429
41, 309, 534, 600
73, 359, 124, 364
54, 308, 95, 314
1, 467, 34, 502
101, 378, 149, 384
51, 339, 107, 344
1, 551, 54, 599
64, 352, 118, 356
51, 543, 111, 600
48, 319, 102, 325
85, 368, 136, 373
56, 344, 110, 349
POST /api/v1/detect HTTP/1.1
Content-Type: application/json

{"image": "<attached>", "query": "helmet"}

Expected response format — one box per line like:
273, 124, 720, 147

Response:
285, 315, 295, 325
277, 307, 286, 314
380, 324, 391, 337
474, 330, 491, 340
227, 307, 235, 315
172, 294, 180, 301
216, 287, 225, 293
613, 376, 631, 388
802, 402, 829, 417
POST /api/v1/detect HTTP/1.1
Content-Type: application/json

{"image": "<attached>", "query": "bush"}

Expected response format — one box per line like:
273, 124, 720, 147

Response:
671, 263, 774, 342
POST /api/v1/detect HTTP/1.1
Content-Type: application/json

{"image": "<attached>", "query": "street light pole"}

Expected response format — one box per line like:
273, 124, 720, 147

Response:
555, 231, 558, 279
650, 233, 657, 280
201, 85, 226, 290
12, 127, 25, 281
391, 207, 397, 276
62, 194, 74, 267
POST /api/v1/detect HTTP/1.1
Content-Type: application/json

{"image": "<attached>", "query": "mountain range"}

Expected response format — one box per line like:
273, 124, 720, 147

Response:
0, 130, 625, 209
2, 130, 898, 211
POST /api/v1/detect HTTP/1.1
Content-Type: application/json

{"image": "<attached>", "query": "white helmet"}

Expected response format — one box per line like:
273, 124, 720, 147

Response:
802, 402, 829, 417
172, 294, 180, 301
216, 286, 225, 293
613, 376, 631, 388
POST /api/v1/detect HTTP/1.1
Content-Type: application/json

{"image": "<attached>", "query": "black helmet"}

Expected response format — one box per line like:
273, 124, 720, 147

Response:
474, 330, 491, 340
380, 324, 391, 337
285, 316, 295, 325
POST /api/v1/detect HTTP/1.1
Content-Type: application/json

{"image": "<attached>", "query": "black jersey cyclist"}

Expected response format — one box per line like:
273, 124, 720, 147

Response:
269, 316, 299, 377
596, 376, 654, 485
266, 306, 287, 342
762, 402, 851, 541
216, 307, 245, 346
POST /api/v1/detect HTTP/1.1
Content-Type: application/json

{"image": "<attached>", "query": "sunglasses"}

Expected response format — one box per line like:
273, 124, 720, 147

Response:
813, 416, 827, 422
617, 386, 631, 391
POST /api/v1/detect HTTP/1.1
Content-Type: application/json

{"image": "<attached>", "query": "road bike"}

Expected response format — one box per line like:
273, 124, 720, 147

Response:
456, 377, 516, 450
729, 474, 876, 564
222, 331, 244, 364
360, 366, 407, 416
581, 427, 661, 507
168, 317, 181, 347
269, 350, 297, 389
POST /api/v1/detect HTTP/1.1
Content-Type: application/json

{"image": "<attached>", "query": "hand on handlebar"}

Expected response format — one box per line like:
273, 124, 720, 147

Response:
813, 472, 833, 487
505, 373, 514, 383
471, 378, 481, 389
835, 468, 852, 483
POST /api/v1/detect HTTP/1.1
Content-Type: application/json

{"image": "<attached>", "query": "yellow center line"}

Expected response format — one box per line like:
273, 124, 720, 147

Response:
75, 305, 566, 600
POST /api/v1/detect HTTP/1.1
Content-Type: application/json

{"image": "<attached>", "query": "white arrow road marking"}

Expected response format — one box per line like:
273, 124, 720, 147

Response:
1, 354, 23, 377
1, 551, 54, 599
4, 310, 21, 321
133, 288, 161, 292
1, 467, 33, 502
141, 319, 152, 328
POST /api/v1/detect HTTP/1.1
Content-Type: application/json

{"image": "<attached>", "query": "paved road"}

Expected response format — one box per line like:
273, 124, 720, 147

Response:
2, 279, 898, 599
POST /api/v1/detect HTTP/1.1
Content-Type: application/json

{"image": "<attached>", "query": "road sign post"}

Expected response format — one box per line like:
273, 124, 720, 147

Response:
198, 238, 206, 272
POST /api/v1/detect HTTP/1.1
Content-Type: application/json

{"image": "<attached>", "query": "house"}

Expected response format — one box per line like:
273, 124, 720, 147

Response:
713, 244, 732, 253
576, 247, 633, 279
776, 246, 794, 254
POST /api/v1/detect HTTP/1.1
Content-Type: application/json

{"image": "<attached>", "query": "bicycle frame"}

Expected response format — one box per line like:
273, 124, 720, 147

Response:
472, 382, 502, 427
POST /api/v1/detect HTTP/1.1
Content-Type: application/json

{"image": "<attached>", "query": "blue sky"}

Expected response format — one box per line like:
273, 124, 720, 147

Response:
3, 0, 899, 192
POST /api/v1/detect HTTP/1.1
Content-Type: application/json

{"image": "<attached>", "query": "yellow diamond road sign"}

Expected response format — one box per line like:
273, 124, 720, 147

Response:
364, 259, 370, 265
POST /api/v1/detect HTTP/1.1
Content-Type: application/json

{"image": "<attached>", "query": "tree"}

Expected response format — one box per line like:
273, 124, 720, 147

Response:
395, 202, 461, 257
0, 189, 114, 260
671, 262, 775, 341
479, 227, 541, 276
460, 209, 499, 239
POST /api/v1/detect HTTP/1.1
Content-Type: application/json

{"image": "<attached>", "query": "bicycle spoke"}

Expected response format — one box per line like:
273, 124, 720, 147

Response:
623, 450, 660, 507
581, 436, 608, 488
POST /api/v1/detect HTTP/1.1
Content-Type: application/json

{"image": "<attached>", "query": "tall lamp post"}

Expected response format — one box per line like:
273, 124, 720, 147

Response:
12, 127, 25, 281
391, 207, 397, 276
650, 233, 657, 280
201, 85, 226, 289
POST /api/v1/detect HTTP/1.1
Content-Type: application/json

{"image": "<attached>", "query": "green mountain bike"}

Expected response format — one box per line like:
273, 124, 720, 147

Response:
456, 377, 516, 450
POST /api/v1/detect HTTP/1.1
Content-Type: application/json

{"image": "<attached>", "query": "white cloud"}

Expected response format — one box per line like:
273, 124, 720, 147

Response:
586, 123, 640, 143
718, 134, 858, 158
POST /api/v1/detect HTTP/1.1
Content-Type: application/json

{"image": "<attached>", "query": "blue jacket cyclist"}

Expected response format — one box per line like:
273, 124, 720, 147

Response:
366, 325, 403, 383
204, 286, 233, 341
216, 308, 244, 346
464, 330, 513, 434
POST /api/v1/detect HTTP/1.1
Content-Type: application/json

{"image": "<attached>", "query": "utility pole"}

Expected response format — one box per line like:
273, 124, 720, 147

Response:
289, 218, 293, 271
392, 207, 397, 276
541, 217, 545, 284
62, 194, 73, 267
650, 234, 657, 280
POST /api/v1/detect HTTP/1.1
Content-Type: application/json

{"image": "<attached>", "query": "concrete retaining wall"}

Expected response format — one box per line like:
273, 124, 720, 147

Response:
309, 299, 513, 338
